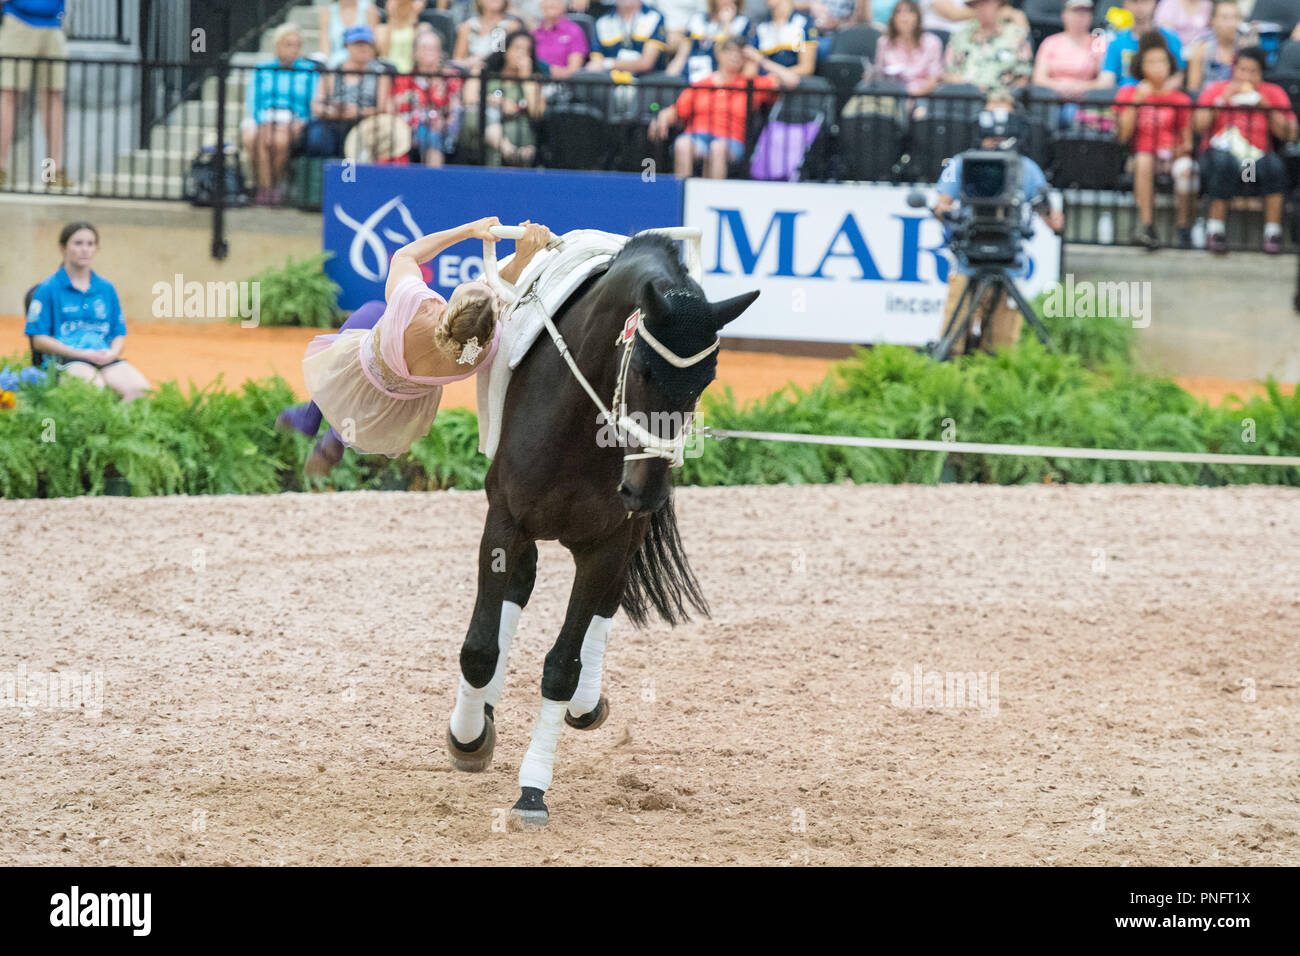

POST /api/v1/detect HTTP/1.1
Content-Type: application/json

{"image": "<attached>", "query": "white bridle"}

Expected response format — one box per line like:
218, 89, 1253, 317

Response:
483, 226, 716, 469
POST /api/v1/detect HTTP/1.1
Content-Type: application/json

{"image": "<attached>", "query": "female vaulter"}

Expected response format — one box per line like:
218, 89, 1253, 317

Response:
277, 217, 552, 473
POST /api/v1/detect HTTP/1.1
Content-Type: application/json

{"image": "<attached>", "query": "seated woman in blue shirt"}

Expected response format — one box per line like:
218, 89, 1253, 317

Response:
241, 23, 320, 205
24, 222, 151, 402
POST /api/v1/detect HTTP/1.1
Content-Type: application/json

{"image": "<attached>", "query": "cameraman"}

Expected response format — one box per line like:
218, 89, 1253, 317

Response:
933, 93, 1064, 355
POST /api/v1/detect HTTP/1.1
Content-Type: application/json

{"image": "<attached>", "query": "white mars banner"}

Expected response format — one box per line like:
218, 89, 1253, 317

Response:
684, 178, 1062, 346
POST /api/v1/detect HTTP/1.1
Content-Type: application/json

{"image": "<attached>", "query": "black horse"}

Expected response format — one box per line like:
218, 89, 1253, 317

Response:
444, 233, 759, 826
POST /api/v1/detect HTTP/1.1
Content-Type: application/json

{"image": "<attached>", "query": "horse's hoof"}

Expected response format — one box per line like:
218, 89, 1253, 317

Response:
447, 714, 495, 772
565, 695, 609, 731
508, 786, 549, 828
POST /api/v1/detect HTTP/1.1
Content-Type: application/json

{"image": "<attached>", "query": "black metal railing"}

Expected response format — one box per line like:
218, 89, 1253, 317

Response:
3, 53, 1299, 259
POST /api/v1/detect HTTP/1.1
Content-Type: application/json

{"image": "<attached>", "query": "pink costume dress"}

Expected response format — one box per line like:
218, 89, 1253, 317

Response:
301, 276, 501, 457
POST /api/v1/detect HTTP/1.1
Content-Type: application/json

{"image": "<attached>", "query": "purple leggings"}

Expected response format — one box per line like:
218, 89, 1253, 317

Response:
278, 300, 387, 437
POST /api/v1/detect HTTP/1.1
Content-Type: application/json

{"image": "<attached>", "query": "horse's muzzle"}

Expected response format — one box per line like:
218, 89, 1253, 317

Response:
618, 479, 668, 517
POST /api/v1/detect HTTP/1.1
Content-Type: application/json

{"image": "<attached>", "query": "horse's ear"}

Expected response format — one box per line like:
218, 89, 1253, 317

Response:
643, 279, 671, 322
710, 290, 760, 330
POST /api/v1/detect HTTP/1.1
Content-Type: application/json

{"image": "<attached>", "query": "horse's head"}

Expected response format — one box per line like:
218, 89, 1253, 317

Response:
616, 279, 759, 515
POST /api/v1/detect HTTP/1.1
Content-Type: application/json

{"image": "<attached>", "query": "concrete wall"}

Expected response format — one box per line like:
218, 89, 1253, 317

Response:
1, 195, 320, 322
1063, 245, 1300, 383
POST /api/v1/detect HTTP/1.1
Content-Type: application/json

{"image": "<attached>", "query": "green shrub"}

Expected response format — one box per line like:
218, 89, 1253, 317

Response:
2, 309, 1297, 499
682, 336, 1299, 488
241, 252, 344, 328
1032, 284, 1135, 369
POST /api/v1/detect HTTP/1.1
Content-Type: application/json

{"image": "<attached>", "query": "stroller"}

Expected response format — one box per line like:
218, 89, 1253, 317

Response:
749, 80, 833, 182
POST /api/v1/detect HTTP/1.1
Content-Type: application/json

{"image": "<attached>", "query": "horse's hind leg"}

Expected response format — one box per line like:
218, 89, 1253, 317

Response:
511, 531, 631, 827
447, 505, 531, 772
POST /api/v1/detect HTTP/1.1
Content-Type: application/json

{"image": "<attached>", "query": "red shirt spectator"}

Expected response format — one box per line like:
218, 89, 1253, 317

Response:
673, 72, 780, 142
1195, 78, 1295, 153
1115, 84, 1190, 154
649, 39, 799, 179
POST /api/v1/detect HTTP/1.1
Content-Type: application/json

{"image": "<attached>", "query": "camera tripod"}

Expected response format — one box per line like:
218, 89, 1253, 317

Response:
931, 264, 1053, 362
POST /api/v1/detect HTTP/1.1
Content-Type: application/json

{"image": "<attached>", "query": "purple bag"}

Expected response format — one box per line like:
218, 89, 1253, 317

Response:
749, 118, 822, 182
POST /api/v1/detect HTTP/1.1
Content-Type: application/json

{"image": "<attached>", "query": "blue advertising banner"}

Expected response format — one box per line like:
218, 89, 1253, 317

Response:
322, 164, 684, 309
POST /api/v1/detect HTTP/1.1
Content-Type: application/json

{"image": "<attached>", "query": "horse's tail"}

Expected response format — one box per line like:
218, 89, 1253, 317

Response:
621, 494, 709, 627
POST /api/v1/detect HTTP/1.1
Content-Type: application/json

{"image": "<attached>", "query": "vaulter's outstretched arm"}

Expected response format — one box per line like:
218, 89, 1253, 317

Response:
387, 217, 502, 300
497, 221, 554, 286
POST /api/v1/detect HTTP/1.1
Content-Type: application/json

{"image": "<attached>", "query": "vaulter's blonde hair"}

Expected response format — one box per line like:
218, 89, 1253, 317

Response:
429, 283, 498, 362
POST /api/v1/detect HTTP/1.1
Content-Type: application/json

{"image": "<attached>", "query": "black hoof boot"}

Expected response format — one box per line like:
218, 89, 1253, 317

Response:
447, 706, 495, 772
564, 695, 609, 731
509, 786, 549, 828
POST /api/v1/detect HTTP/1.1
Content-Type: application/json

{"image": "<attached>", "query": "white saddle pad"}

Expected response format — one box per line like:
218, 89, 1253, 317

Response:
476, 229, 628, 458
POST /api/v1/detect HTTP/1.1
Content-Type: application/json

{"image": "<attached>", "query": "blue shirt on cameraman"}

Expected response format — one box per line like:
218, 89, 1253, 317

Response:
2, 0, 65, 29
936, 153, 1048, 278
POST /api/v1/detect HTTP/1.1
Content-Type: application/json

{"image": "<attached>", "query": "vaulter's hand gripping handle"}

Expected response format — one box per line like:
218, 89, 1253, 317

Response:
482, 225, 527, 304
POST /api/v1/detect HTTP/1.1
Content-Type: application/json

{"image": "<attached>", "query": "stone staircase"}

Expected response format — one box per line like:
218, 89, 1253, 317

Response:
86, 1, 329, 199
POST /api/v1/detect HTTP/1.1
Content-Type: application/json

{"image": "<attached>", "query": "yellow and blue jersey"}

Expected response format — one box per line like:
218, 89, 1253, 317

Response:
683, 13, 750, 83
25, 267, 126, 353
592, 3, 668, 68
748, 12, 817, 70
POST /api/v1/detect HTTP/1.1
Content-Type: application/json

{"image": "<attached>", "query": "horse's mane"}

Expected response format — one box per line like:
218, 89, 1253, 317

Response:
609, 232, 691, 287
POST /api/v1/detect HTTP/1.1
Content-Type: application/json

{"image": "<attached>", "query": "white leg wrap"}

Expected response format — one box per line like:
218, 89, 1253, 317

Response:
518, 699, 568, 792
567, 615, 612, 718
484, 600, 521, 709
449, 676, 487, 745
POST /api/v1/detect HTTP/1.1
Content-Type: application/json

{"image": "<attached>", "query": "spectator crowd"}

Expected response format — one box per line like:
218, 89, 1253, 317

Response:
234, 0, 1300, 252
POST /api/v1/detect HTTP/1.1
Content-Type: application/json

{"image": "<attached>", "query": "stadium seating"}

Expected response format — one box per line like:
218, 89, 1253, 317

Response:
830, 24, 881, 61
565, 69, 617, 114
1274, 39, 1300, 74
540, 104, 612, 170
900, 83, 982, 181
1251, 0, 1300, 36
635, 72, 687, 117
820, 54, 871, 114
568, 13, 599, 55
1024, 0, 1066, 49
1017, 84, 1060, 170
839, 80, 907, 181
1092, 0, 1124, 30
216, 2, 1300, 207
1049, 90, 1127, 189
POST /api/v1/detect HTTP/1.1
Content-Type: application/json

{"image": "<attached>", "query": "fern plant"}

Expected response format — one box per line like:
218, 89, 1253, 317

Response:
240, 252, 345, 328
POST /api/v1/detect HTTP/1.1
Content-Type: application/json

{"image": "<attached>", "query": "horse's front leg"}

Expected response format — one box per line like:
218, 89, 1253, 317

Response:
510, 527, 632, 827
485, 539, 537, 715
447, 504, 534, 772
